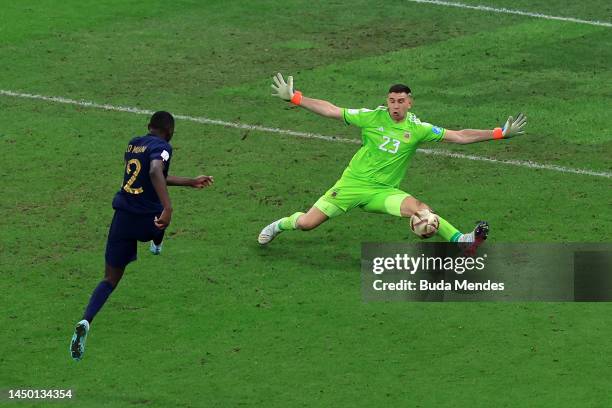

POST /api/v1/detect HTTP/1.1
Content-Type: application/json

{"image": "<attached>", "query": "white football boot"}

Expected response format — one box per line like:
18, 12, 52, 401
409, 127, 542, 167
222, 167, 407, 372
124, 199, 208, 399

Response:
149, 241, 163, 255
70, 319, 90, 361
258, 220, 283, 245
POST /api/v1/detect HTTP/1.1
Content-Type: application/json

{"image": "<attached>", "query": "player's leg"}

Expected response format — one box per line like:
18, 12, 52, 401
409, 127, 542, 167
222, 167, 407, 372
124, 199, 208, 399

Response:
82, 212, 161, 326
401, 196, 489, 254
285, 206, 329, 231
82, 264, 125, 322
363, 191, 488, 250
150, 237, 163, 255
258, 177, 367, 245
148, 210, 166, 255
258, 205, 336, 245
257, 178, 350, 245
71, 210, 136, 361
87, 210, 137, 323
397, 196, 458, 241
258, 195, 346, 244
398, 195, 460, 240
398, 195, 488, 248
70, 263, 125, 361
149, 226, 165, 255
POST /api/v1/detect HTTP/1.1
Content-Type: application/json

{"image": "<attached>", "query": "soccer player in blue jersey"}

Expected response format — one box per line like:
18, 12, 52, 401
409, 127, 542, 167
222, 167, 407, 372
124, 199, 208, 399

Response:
70, 111, 213, 361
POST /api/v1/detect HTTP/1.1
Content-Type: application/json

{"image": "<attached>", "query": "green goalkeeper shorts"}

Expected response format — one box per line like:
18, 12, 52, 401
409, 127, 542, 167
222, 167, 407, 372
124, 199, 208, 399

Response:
313, 176, 410, 219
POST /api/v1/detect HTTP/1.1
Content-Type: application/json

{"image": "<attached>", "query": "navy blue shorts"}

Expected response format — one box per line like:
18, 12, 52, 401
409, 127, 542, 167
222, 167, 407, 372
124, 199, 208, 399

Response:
105, 209, 165, 268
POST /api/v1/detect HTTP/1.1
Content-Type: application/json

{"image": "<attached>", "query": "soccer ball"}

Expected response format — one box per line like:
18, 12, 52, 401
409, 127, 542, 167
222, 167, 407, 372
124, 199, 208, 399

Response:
410, 209, 439, 239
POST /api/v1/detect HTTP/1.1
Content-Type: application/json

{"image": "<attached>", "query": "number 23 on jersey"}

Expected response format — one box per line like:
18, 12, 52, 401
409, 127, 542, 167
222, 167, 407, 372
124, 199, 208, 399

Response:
378, 136, 400, 154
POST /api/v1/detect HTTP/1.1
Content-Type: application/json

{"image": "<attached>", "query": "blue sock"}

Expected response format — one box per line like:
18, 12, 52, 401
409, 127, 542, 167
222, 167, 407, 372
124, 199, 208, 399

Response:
83, 281, 115, 323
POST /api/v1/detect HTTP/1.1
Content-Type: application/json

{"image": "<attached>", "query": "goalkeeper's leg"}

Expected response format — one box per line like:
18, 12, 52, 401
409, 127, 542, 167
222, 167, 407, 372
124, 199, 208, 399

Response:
364, 192, 488, 248
398, 196, 462, 242
258, 207, 331, 245
258, 187, 348, 245
398, 196, 488, 250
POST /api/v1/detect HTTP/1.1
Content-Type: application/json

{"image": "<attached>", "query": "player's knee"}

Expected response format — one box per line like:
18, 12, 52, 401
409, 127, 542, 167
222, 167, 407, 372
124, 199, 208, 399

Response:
104, 266, 124, 288
104, 276, 121, 288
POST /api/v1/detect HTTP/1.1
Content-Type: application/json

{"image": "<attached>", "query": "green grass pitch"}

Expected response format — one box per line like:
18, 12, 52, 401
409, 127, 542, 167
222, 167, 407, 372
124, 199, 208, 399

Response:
1, 1, 611, 406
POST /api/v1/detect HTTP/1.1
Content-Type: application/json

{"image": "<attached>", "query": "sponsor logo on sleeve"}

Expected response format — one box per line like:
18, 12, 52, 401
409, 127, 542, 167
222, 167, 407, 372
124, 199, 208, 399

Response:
161, 150, 170, 161
432, 126, 442, 135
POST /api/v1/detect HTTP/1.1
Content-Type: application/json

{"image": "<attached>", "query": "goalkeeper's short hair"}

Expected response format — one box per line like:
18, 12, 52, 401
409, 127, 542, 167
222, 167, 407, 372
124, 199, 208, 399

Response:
388, 84, 412, 95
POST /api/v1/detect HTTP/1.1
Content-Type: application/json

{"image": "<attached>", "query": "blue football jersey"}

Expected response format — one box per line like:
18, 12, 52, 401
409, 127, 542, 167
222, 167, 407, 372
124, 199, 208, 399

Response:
112, 134, 172, 214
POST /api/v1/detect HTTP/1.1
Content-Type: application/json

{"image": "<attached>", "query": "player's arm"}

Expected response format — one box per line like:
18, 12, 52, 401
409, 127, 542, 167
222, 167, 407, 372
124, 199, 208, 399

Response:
442, 114, 527, 144
150, 160, 172, 229
299, 96, 343, 120
166, 175, 214, 188
271, 73, 343, 120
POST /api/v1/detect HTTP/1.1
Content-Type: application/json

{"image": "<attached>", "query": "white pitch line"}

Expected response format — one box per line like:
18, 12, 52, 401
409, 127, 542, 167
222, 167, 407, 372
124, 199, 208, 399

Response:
0, 89, 356, 144
1, 89, 610, 179
418, 148, 611, 178
407, 0, 612, 28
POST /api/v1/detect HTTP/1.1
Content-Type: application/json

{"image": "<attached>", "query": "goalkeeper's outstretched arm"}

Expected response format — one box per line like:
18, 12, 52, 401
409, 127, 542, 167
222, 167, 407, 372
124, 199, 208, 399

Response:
443, 113, 527, 144
271, 72, 343, 120
299, 96, 343, 120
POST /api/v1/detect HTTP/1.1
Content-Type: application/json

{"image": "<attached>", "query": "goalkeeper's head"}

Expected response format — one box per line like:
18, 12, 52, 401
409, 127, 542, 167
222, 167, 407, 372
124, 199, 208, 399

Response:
387, 84, 413, 122
148, 111, 175, 141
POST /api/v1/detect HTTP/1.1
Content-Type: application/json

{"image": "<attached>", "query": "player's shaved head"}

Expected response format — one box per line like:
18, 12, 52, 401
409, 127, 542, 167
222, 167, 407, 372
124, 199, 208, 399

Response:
148, 111, 175, 140
388, 84, 412, 95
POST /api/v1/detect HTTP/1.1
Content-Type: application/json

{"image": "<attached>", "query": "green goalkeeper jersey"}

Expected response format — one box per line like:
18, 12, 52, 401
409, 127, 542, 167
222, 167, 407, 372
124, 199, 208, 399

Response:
341, 106, 446, 187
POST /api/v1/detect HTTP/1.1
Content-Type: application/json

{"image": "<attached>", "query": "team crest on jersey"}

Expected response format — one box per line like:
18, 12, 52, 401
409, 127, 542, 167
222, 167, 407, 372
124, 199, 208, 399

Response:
404, 132, 411, 140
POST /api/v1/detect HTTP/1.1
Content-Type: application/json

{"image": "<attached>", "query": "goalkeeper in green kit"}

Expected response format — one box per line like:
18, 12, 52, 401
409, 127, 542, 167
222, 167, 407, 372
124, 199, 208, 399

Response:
258, 73, 527, 254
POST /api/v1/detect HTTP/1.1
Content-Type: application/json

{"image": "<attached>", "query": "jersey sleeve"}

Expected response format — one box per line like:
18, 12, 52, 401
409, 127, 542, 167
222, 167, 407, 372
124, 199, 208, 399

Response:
149, 142, 172, 163
342, 108, 380, 128
414, 121, 446, 143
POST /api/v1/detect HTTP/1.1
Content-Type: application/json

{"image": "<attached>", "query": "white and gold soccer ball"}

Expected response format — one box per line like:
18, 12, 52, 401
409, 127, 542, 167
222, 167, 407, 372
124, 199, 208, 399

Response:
410, 209, 439, 239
